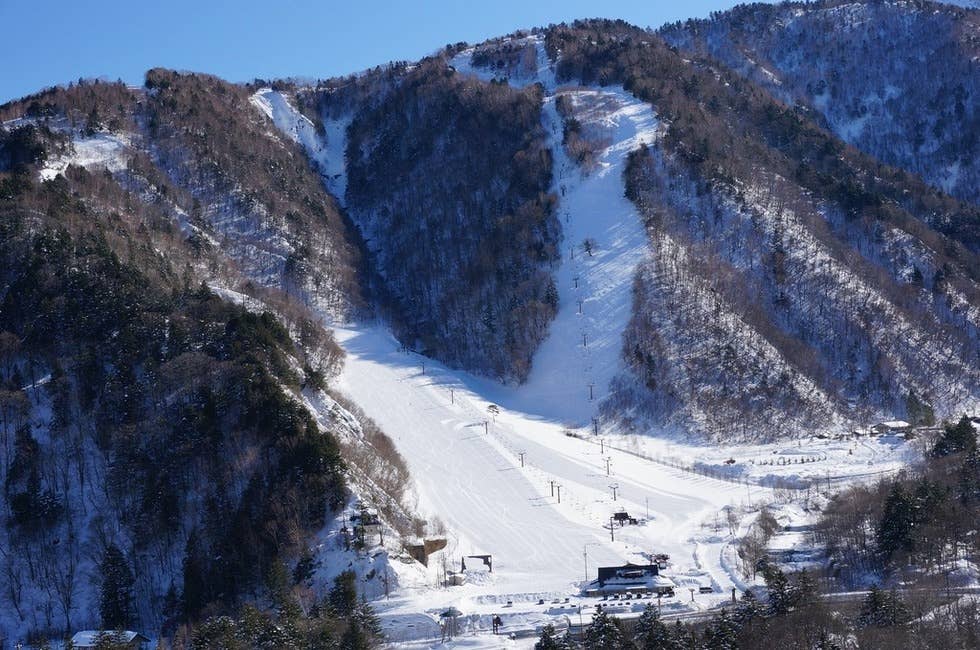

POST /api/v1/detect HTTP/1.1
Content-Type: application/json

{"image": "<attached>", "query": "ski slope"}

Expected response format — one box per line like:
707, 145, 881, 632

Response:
335, 325, 754, 604
248, 38, 916, 644
517, 89, 656, 425
449, 36, 659, 427
328, 39, 760, 636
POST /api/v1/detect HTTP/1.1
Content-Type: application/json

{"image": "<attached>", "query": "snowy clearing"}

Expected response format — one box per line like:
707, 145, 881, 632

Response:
39, 132, 129, 180
334, 324, 767, 643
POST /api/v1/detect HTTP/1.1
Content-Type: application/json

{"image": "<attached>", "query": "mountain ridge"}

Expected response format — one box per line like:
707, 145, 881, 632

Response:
0, 1, 979, 640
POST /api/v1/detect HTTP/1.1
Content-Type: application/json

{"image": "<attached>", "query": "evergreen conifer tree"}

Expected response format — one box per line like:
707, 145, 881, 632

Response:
99, 544, 134, 629
933, 416, 977, 457
535, 623, 574, 650
876, 484, 915, 561
634, 603, 680, 649
584, 609, 626, 649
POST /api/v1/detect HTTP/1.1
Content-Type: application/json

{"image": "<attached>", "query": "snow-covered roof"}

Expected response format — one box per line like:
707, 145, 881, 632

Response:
71, 630, 148, 647
879, 420, 911, 428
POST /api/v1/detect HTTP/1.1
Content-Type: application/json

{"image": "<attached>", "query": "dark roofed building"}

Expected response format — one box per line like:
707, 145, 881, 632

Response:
592, 563, 674, 594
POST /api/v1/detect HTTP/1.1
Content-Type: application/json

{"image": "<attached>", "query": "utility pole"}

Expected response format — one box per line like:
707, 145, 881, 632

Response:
578, 299, 583, 314
583, 333, 588, 348
609, 483, 619, 501
646, 497, 649, 520
518, 451, 525, 468
588, 383, 594, 400
604, 456, 611, 476
556, 484, 562, 504
593, 417, 598, 435
483, 420, 488, 435
600, 438, 604, 454
583, 542, 599, 582
450, 388, 454, 405
550, 480, 555, 497
609, 517, 615, 542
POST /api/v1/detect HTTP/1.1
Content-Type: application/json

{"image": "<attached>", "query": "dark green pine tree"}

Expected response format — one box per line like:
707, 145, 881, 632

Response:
339, 605, 382, 650
339, 617, 370, 650
790, 570, 818, 610
858, 585, 910, 628
181, 528, 209, 618
634, 603, 681, 649
352, 603, 382, 641
584, 609, 626, 650
875, 484, 915, 562
328, 570, 359, 617
99, 544, 134, 629
933, 416, 978, 457
957, 450, 980, 505
535, 623, 574, 650
703, 609, 740, 650
762, 563, 791, 615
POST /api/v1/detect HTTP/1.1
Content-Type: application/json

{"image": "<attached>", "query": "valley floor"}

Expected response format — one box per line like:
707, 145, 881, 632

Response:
335, 324, 763, 645
332, 324, 913, 647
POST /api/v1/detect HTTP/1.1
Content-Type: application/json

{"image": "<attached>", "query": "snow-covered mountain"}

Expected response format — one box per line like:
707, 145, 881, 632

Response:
1, 1, 979, 643
660, 0, 980, 211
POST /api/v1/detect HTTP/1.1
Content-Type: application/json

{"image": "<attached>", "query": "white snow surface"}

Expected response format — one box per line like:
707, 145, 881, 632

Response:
335, 325, 760, 634
250, 87, 349, 203
450, 36, 659, 427
39, 132, 129, 180
518, 89, 657, 426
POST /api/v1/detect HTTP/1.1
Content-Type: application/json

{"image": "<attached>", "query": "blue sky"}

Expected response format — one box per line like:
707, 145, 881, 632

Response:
1, 0, 747, 104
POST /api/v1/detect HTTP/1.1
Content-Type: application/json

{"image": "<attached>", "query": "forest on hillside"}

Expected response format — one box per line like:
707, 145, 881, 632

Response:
535, 19, 980, 439
339, 58, 560, 382
661, 0, 980, 209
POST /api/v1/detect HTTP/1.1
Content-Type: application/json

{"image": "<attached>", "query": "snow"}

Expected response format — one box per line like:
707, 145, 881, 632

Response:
39, 132, 129, 180
333, 324, 768, 642
209, 285, 261, 310
71, 631, 146, 647
880, 420, 911, 429
311, 37, 925, 646
450, 34, 556, 89
449, 38, 659, 428
942, 160, 961, 194
250, 87, 349, 204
